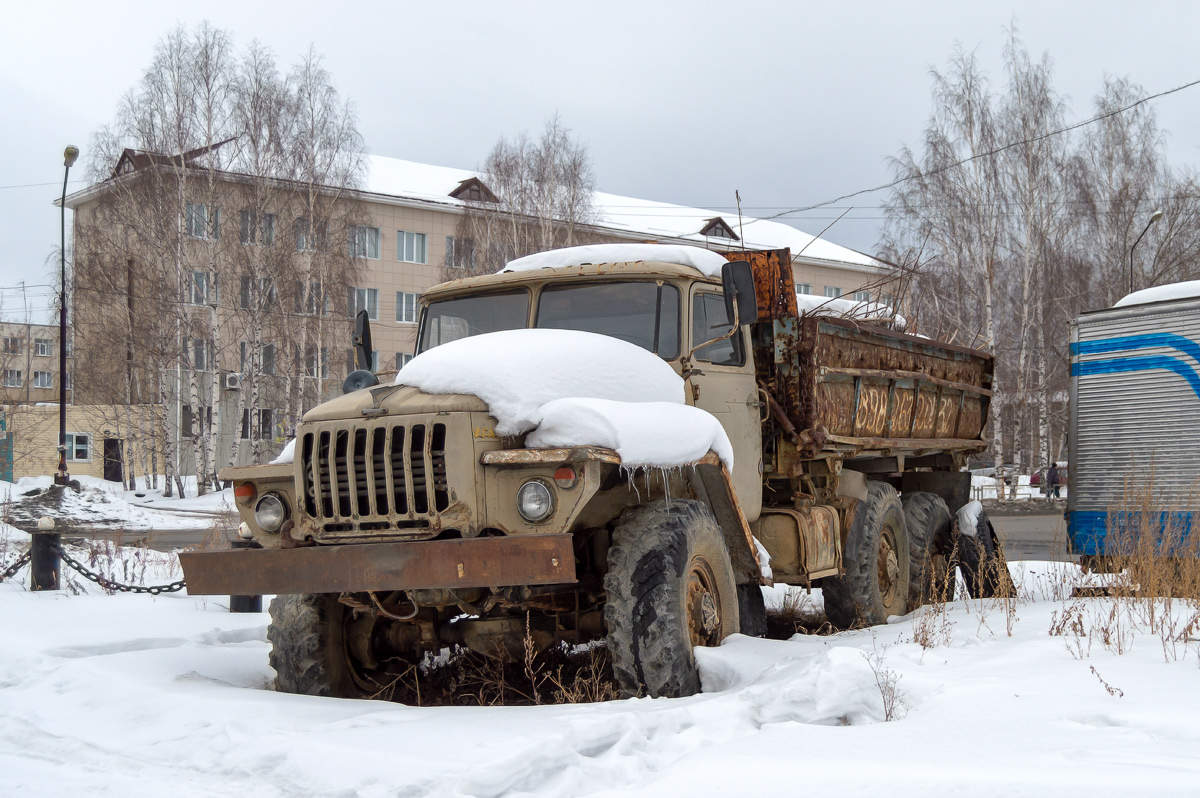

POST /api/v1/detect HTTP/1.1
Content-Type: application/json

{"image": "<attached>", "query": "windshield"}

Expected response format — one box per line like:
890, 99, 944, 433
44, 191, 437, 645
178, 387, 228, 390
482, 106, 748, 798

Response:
417, 281, 681, 359
418, 291, 529, 352
536, 281, 680, 358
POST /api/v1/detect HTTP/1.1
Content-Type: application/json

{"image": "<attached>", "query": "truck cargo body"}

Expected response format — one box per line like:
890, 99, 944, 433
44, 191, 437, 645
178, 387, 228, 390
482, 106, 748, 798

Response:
1068, 297, 1200, 554
743, 249, 992, 479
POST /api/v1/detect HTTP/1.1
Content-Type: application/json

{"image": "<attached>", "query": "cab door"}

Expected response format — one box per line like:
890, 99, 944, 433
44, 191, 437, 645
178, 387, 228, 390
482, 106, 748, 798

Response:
689, 287, 763, 522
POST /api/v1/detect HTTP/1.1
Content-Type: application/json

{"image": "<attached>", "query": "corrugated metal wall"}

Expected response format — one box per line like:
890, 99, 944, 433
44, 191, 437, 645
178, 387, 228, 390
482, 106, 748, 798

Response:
1070, 298, 1200, 552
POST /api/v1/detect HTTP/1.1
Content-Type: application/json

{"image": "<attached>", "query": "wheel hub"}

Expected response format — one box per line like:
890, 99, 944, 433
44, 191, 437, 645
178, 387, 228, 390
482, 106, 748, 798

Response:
686, 557, 723, 647
878, 526, 900, 608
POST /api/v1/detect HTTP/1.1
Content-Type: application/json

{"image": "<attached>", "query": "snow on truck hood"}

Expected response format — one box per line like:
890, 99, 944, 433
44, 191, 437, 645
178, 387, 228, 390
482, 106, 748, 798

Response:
503, 243, 729, 277
395, 328, 733, 468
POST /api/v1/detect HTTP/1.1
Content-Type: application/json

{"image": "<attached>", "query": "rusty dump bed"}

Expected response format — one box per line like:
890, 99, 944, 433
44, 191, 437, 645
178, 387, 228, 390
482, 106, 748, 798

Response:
744, 249, 993, 462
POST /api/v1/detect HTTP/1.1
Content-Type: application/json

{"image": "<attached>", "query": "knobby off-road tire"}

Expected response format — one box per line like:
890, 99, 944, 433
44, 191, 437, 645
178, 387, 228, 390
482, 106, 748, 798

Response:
901, 491, 953, 610
605, 500, 740, 698
268, 593, 374, 699
824, 482, 911, 629
956, 508, 1014, 599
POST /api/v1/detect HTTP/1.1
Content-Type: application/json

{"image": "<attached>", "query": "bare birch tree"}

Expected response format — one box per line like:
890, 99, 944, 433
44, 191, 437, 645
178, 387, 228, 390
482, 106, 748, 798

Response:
448, 115, 597, 279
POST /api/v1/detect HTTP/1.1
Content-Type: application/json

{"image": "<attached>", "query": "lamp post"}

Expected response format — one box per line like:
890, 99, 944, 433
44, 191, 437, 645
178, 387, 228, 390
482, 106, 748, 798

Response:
34, 146, 78, 592
1129, 209, 1164, 295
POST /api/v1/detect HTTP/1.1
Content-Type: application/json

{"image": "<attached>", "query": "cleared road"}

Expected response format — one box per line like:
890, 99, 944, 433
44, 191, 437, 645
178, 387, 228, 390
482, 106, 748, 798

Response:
991, 513, 1074, 562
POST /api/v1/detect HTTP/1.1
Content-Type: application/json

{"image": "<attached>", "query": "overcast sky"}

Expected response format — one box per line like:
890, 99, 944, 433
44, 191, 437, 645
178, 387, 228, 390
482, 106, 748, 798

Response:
2, 0, 1198, 322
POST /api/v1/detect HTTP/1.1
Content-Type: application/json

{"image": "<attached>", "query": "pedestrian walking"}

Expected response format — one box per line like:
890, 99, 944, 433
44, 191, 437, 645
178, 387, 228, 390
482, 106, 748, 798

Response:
1047, 462, 1061, 498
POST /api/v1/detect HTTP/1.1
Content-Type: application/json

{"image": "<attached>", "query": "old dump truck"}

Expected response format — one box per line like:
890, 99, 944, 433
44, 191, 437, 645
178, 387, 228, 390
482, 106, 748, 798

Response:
180, 244, 998, 699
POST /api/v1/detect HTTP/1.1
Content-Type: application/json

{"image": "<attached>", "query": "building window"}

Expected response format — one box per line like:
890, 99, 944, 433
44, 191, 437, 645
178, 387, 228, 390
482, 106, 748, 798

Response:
239, 210, 276, 246
294, 280, 327, 315
190, 339, 211, 372
349, 226, 381, 259
824, 286, 843, 298
65, 432, 91, 463
797, 283, 813, 295
396, 291, 418, 324
3, 337, 21, 355
33, 371, 52, 389
445, 236, 476, 270
397, 230, 427, 264
241, 408, 282, 440
181, 405, 212, 437
240, 276, 276, 310
294, 217, 327, 252
33, 338, 51, 357
348, 287, 379, 320
303, 345, 329, 379
882, 293, 896, 309
185, 203, 219, 239
853, 290, 871, 302
397, 352, 413, 370
2, 369, 21, 387
64, 373, 71, 392
191, 271, 211, 305
239, 341, 274, 374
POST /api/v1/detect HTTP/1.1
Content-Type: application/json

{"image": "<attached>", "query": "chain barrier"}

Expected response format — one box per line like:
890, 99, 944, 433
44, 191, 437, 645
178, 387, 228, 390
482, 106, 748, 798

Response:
0, 548, 31, 582
52, 541, 186, 595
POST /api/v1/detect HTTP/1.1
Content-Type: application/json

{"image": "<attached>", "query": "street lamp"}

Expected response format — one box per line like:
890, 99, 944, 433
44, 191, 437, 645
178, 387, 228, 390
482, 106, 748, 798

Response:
57, 145, 78, 487
1129, 209, 1164, 295
34, 145, 78, 592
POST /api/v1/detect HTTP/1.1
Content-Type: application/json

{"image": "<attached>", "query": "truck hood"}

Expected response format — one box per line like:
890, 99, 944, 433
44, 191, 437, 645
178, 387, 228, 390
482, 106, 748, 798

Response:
302, 384, 489, 423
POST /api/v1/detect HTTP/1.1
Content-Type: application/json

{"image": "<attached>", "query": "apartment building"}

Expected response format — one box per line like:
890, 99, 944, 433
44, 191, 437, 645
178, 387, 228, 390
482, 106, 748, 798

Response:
0, 321, 71, 406
63, 151, 891, 473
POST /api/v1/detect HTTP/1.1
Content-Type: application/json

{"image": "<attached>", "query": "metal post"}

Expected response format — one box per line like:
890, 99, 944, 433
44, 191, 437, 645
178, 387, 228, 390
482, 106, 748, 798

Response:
228, 539, 262, 612
30, 528, 60, 591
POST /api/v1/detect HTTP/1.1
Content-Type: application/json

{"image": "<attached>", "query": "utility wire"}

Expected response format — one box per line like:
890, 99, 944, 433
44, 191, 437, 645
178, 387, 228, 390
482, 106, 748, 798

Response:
750, 77, 1200, 221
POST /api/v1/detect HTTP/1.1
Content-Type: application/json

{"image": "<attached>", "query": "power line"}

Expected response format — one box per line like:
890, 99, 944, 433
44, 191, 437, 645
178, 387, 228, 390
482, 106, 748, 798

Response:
0, 179, 86, 191
754, 76, 1200, 221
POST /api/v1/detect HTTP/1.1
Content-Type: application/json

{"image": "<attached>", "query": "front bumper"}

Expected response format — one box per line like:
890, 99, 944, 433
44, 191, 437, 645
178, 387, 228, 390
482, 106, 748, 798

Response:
178, 534, 576, 596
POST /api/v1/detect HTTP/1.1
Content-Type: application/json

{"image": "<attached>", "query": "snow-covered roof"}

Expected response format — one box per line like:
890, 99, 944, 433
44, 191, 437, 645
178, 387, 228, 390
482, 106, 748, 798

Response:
1114, 280, 1200, 308
363, 155, 883, 273
504, 244, 729, 277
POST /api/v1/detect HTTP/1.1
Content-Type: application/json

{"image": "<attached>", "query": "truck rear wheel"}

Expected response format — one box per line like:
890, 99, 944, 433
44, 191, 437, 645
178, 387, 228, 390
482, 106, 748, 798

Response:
901, 492, 952, 609
268, 593, 381, 699
824, 482, 910, 629
604, 500, 740, 698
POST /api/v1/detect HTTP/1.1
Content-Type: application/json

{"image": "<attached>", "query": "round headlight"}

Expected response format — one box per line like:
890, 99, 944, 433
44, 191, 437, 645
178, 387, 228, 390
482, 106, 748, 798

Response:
516, 480, 554, 523
254, 493, 287, 532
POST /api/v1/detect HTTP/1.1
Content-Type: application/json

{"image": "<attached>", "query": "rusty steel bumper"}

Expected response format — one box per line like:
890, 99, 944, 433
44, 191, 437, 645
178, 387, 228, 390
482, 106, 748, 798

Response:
178, 534, 577, 596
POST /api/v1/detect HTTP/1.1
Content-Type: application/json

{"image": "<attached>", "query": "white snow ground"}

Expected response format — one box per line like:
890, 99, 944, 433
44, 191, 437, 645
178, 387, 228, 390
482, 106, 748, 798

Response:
1, 475, 234, 533
2, 549, 1199, 797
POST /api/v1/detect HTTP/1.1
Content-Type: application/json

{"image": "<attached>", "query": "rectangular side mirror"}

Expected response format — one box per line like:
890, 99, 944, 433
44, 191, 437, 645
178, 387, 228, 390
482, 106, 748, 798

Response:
721, 260, 760, 326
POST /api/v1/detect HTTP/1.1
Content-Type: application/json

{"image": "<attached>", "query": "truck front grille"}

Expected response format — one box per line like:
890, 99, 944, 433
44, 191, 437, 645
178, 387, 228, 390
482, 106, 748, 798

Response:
300, 421, 450, 530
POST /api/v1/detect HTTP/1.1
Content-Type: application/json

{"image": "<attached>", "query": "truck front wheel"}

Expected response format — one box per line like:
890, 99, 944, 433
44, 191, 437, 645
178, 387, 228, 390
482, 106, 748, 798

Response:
824, 482, 911, 629
268, 593, 383, 699
604, 500, 740, 698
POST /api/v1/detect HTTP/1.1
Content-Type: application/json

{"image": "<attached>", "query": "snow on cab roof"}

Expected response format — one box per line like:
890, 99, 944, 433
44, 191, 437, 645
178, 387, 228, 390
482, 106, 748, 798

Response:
361, 155, 883, 272
502, 244, 729, 277
1114, 280, 1200, 308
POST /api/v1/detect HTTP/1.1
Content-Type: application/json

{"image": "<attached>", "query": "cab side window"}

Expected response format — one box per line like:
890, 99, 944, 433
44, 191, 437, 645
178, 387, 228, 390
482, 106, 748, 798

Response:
691, 292, 744, 366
